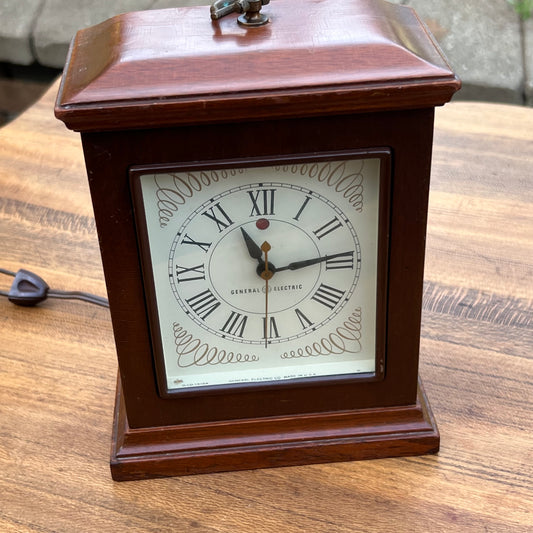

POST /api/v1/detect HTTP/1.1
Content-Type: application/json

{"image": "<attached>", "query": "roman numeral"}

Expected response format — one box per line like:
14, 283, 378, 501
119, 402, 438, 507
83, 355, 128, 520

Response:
311, 283, 346, 310
293, 195, 311, 221
175, 264, 205, 283
294, 308, 313, 330
181, 233, 211, 253
325, 251, 354, 270
313, 216, 342, 240
262, 316, 280, 339
248, 188, 276, 216
202, 202, 234, 232
220, 312, 248, 337
186, 289, 221, 320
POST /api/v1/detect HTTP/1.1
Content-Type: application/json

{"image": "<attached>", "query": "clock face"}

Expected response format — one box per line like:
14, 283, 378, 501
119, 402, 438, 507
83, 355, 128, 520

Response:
133, 154, 387, 393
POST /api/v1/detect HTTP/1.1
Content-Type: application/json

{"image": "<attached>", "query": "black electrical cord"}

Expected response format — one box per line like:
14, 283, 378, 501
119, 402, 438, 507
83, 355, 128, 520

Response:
0, 267, 109, 308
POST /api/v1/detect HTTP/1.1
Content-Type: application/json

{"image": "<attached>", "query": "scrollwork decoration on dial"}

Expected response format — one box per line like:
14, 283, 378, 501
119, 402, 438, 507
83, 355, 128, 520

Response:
281, 308, 362, 359
153, 169, 244, 227
152, 159, 365, 228
274, 160, 365, 212
173, 323, 260, 367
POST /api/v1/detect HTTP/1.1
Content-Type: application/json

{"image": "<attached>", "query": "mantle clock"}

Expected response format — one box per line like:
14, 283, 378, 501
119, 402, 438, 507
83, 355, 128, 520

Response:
55, 0, 460, 481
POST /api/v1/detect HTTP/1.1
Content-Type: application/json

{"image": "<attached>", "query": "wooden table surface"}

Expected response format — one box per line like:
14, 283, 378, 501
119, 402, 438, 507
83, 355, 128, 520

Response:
1, 82, 531, 532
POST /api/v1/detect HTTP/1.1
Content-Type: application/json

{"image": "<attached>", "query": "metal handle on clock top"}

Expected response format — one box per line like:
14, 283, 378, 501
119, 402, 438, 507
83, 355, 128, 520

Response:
210, 0, 270, 26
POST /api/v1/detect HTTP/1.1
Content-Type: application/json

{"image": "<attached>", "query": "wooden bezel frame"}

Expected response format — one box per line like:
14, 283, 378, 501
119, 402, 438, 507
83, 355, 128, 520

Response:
130, 149, 391, 399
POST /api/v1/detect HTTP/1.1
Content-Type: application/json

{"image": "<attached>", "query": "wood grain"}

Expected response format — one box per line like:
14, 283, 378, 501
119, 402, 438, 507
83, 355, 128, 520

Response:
1, 84, 532, 530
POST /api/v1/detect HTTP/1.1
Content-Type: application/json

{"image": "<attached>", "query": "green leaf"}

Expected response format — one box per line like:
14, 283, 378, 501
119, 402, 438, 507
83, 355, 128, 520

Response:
508, 0, 533, 20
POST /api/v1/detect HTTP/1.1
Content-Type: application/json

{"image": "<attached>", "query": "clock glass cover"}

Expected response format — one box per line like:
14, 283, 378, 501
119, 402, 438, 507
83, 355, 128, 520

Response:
132, 152, 388, 393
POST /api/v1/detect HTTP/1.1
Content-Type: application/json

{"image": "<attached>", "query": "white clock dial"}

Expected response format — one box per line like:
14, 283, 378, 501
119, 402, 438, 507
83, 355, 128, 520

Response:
168, 183, 361, 345
135, 157, 383, 391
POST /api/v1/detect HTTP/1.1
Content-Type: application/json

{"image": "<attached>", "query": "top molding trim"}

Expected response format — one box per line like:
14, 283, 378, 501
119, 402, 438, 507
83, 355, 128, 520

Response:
55, 0, 461, 131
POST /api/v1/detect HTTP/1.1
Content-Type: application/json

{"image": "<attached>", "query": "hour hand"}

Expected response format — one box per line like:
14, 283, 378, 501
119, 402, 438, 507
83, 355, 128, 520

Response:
240, 227, 263, 263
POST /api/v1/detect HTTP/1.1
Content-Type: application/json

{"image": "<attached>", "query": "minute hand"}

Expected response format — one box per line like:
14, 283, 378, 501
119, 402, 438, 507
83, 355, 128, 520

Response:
276, 252, 348, 272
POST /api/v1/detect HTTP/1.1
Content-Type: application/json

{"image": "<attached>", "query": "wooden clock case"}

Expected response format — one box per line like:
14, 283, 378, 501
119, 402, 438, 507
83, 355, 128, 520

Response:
55, 0, 460, 480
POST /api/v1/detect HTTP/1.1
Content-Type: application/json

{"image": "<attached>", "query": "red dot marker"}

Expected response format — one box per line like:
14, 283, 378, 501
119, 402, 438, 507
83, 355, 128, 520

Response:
256, 218, 270, 230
